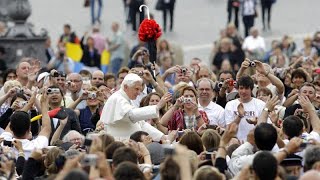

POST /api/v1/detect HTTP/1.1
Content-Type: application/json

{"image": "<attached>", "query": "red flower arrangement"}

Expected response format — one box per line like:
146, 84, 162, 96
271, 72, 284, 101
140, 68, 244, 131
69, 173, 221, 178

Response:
138, 19, 162, 42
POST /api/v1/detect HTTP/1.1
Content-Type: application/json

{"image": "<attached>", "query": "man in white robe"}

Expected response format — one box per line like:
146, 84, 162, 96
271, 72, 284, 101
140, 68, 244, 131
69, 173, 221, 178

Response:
99, 73, 166, 141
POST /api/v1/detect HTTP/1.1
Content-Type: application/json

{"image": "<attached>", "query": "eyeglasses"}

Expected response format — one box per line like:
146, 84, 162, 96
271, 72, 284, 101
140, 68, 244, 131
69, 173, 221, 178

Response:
69, 137, 82, 142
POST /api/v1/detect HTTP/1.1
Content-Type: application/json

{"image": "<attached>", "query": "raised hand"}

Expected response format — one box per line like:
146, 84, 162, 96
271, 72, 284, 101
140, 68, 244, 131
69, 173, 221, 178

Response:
237, 103, 245, 117
265, 95, 280, 112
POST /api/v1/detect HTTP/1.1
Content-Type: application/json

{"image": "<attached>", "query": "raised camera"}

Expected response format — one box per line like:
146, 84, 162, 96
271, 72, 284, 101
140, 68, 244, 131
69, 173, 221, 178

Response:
183, 97, 192, 103
249, 61, 256, 67
47, 88, 60, 94
81, 154, 97, 166
16, 88, 24, 94
181, 67, 187, 75
228, 80, 237, 86
217, 82, 223, 88
19, 101, 27, 108
88, 92, 97, 99
3, 140, 12, 147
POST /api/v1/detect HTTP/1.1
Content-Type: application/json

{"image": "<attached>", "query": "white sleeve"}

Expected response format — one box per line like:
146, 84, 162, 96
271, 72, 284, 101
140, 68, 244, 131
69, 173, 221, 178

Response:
128, 105, 159, 123
307, 131, 320, 142
32, 136, 49, 149
228, 142, 255, 176
218, 108, 226, 128
224, 103, 234, 125
140, 121, 164, 142
0, 132, 13, 141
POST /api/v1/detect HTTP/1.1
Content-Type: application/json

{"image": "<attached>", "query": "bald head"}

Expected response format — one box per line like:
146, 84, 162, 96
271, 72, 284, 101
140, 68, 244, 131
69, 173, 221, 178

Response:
300, 170, 320, 180
91, 70, 104, 87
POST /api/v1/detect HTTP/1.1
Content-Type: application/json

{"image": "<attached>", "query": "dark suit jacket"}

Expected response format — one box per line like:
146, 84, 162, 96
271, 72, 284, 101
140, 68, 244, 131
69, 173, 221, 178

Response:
49, 108, 81, 141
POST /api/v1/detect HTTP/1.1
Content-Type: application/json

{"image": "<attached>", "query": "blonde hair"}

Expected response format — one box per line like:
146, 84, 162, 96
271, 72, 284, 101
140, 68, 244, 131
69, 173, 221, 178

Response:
3, 80, 22, 93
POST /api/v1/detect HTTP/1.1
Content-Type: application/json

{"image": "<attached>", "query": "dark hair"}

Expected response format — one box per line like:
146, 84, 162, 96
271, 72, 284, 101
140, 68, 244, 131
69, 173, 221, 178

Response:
96, 83, 107, 89
117, 67, 130, 78
64, 24, 71, 30
112, 147, 138, 167
179, 131, 204, 155
105, 141, 125, 159
63, 169, 88, 180
10, 111, 30, 138
252, 151, 278, 180
114, 161, 146, 180
3, 69, 16, 82
291, 69, 307, 82
282, 115, 304, 139
218, 70, 235, 80
254, 123, 277, 151
130, 131, 149, 143
100, 134, 115, 152
139, 92, 166, 116
160, 156, 181, 180
236, 76, 254, 90
10, 93, 27, 106
79, 70, 92, 79
104, 73, 116, 82
132, 64, 146, 69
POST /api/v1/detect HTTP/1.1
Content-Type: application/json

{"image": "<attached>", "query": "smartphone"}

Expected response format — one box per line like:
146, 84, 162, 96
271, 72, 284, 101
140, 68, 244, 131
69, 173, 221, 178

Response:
205, 151, 216, 160
3, 140, 12, 147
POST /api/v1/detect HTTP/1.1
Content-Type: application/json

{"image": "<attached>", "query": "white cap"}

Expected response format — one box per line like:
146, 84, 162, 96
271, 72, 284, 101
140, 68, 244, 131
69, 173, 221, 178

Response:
37, 72, 50, 83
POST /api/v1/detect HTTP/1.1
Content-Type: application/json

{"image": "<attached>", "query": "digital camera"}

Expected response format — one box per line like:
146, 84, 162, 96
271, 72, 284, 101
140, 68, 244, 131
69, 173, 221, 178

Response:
249, 61, 256, 67
16, 88, 24, 94
88, 92, 97, 99
81, 154, 97, 166
47, 88, 60, 94
183, 97, 192, 103
19, 101, 27, 108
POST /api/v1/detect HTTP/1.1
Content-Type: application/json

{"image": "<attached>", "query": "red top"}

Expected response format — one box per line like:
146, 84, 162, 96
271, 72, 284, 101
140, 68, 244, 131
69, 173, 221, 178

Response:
167, 109, 209, 131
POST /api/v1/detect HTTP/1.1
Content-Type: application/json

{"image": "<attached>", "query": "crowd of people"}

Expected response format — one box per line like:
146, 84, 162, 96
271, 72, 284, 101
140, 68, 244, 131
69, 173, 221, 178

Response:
0, 0, 320, 180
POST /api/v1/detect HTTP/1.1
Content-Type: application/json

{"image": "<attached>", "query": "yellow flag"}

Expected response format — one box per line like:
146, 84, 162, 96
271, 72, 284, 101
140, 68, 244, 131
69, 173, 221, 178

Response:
101, 50, 110, 65
65, 42, 83, 62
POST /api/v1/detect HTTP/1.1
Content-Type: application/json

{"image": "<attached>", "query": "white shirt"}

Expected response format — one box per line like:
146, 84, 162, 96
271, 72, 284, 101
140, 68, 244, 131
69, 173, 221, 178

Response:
100, 89, 163, 141
242, 35, 266, 52
224, 98, 265, 141
0, 132, 48, 159
198, 101, 225, 127
243, 0, 255, 16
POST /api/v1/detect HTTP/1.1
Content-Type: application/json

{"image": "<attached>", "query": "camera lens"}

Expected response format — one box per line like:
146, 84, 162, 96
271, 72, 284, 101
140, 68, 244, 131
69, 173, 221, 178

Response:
47, 88, 52, 94
218, 82, 223, 88
250, 61, 256, 67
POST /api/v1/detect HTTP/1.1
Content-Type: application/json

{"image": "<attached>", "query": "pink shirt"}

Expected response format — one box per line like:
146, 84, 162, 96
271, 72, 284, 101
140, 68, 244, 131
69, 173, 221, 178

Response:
91, 33, 106, 54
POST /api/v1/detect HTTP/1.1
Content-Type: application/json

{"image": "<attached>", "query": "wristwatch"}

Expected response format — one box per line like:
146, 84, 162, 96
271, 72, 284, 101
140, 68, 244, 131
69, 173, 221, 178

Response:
263, 108, 270, 112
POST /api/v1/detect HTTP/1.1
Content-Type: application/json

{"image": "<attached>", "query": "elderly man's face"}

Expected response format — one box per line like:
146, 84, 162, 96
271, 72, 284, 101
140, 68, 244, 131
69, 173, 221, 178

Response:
16, 62, 30, 79
68, 133, 83, 147
67, 74, 83, 93
198, 80, 214, 101
124, 82, 143, 100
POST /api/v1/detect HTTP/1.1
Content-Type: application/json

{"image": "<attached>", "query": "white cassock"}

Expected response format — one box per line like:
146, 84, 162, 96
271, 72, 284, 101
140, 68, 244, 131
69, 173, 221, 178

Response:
100, 89, 164, 141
